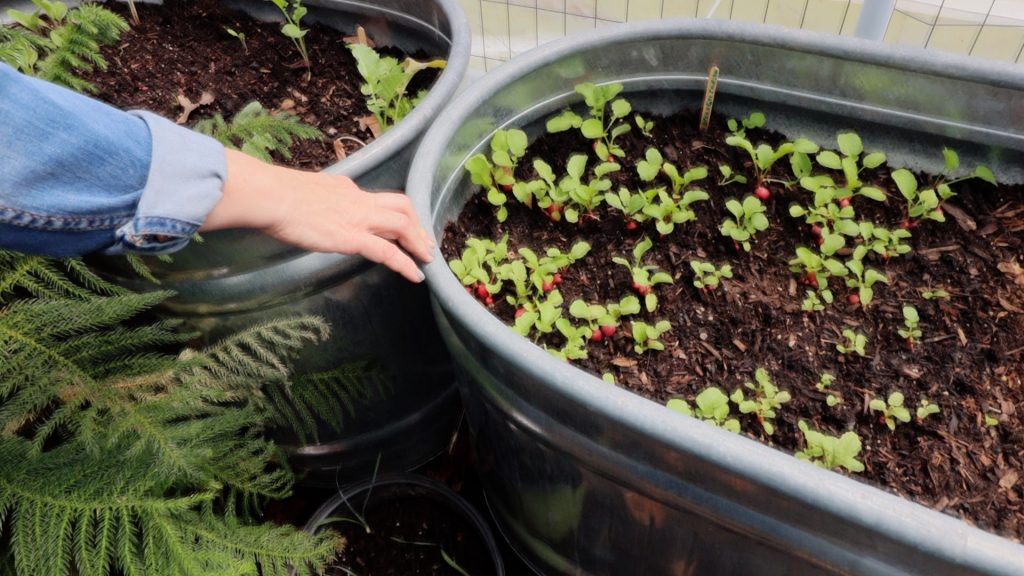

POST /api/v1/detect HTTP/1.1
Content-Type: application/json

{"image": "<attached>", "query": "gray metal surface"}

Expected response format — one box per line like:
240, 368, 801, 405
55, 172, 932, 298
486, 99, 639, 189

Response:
407, 19, 1024, 576
90, 0, 469, 483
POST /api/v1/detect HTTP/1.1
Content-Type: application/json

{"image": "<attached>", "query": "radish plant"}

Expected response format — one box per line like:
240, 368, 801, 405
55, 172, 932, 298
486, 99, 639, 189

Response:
517, 241, 591, 296
916, 398, 940, 421
816, 372, 842, 406
789, 246, 846, 299
464, 128, 529, 222
810, 132, 888, 203
730, 368, 791, 435
515, 159, 568, 221
569, 296, 641, 342
612, 237, 674, 312
857, 222, 912, 260
890, 147, 995, 228
448, 235, 510, 305
836, 328, 867, 357
559, 154, 620, 223
725, 132, 818, 196
718, 164, 748, 186
690, 260, 732, 291
551, 317, 591, 361
844, 248, 888, 307
726, 111, 765, 138
643, 188, 710, 235
667, 387, 741, 433
795, 421, 865, 473
636, 148, 709, 195
546, 82, 632, 161
604, 186, 657, 229
869, 391, 911, 431
631, 320, 672, 354
720, 195, 770, 252
898, 305, 922, 348
270, 0, 310, 73
634, 113, 654, 137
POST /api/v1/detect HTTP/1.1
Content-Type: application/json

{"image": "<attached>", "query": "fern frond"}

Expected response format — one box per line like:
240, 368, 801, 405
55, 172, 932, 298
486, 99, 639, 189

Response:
194, 316, 330, 384
0, 251, 127, 303
194, 101, 322, 163
268, 359, 392, 444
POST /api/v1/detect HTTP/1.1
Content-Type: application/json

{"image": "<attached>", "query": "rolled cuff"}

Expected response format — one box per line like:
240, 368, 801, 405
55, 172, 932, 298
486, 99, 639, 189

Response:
107, 111, 227, 254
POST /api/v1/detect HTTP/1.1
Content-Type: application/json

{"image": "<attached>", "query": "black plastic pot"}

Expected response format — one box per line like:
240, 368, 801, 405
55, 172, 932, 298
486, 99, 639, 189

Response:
90, 0, 470, 484
408, 18, 1024, 576
304, 474, 506, 576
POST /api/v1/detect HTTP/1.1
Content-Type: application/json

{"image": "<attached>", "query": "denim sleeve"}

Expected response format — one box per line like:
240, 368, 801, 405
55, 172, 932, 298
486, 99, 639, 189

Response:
0, 63, 226, 257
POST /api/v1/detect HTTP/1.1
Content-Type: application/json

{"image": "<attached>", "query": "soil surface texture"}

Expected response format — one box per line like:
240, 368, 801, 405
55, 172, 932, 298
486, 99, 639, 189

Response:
443, 108, 1024, 540
82, 0, 436, 170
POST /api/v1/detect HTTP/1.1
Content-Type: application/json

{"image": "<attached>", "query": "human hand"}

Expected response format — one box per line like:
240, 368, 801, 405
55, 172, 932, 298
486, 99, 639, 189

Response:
201, 149, 435, 282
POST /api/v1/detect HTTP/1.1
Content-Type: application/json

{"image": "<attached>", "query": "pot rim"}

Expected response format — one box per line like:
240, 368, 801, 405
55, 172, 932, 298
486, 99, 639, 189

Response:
304, 473, 506, 576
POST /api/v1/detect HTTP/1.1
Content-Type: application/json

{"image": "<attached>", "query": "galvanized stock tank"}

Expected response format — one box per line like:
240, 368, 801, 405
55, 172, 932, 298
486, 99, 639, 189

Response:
407, 19, 1024, 576
95, 0, 470, 484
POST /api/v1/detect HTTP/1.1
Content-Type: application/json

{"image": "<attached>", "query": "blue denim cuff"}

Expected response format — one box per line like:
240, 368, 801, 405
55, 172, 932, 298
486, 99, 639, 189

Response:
108, 111, 227, 254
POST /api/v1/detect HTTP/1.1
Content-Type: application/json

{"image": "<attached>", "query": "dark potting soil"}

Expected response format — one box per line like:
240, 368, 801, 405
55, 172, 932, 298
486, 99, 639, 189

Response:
81, 0, 437, 170
328, 492, 494, 576
442, 109, 1024, 539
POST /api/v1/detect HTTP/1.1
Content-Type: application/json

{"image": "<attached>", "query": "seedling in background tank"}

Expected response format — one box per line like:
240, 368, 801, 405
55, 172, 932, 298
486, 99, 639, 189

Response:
270, 0, 311, 73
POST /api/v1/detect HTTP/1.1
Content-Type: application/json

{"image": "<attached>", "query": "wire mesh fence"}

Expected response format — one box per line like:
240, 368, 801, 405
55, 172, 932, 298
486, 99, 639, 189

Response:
461, 0, 1024, 70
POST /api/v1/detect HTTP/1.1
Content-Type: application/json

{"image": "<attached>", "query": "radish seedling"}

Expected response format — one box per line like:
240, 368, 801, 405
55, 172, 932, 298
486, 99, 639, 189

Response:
836, 329, 867, 357
643, 188, 710, 235
464, 128, 529, 222
869, 391, 911, 431
546, 82, 632, 160
667, 388, 741, 433
569, 296, 641, 342
690, 260, 733, 291
726, 111, 765, 138
843, 249, 888, 307
890, 147, 996, 227
726, 131, 818, 193
816, 372, 842, 406
631, 320, 672, 354
448, 235, 510, 302
720, 195, 770, 252
718, 164, 748, 187
857, 222, 912, 260
634, 113, 654, 137
795, 421, 865, 473
921, 287, 950, 300
271, 0, 311, 73
730, 367, 791, 435
801, 290, 833, 312
811, 132, 888, 203
604, 186, 658, 229
789, 246, 846, 298
514, 289, 565, 337
636, 148, 709, 195
559, 154, 619, 223
518, 241, 591, 297
552, 317, 592, 360
612, 237, 674, 312
916, 398, 940, 421
898, 305, 922, 348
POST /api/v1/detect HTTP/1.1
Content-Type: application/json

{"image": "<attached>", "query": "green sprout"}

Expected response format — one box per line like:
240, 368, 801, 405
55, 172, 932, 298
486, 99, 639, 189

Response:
612, 237, 673, 312
726, 111, 765, 138
730, 368, 791, 435
836, 329, 867, 357
225, 27, 247, 53
916, 398, 940, 421
269, 0, 311, 73
869, 391, 911, 431
817, 372, 842, 406
921, 287, 951, 300
348, 43, 446, 130
690, 260, 733, 291
559, 154, 620, 223
809, 131, 888, 203
546, 81, 632, 160
634, 113, 654, 137
890, 147, 996, 228
844, 248, 889, 307
718, 164, 748, 187
898, 305, 922, 349
667, 387, 741, 433
631, 320, 672, 354
464, 128, 529, 222
795, 421, 865, 473
720, 195, 770, 252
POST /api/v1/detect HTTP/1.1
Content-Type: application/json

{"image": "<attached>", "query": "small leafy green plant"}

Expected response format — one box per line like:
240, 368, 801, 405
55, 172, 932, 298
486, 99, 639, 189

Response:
869, 391, 911, 431
898, 305, 922, 349
730, 368, 791, 435
889, 147, 996, 228
225, 27, 248, 53
843, 249, 888, 307
816, 372, 842, 406
612, 237, 673, 312
795, 421, 865, 473
569, 295, 641, 342
690, 260, 732, 291
916, 398, 940, 421
667, 387, 741, 433
720, 195, 769, 252
349, 42, 447, 130
559, 154, 620, 223
631, 320, 672, 354
269, 0, 311, 73
836, 328, 867, 356
546, 82, 632, 160
464, 129, 529, 222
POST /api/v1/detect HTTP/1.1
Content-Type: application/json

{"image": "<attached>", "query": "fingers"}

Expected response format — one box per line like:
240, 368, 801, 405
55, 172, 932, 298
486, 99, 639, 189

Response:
370, 189, 434, 248
355, 234, 426, 283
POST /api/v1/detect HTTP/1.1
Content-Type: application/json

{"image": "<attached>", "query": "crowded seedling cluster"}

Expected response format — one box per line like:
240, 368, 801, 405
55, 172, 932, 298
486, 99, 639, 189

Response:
448, 79, 1007, 482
